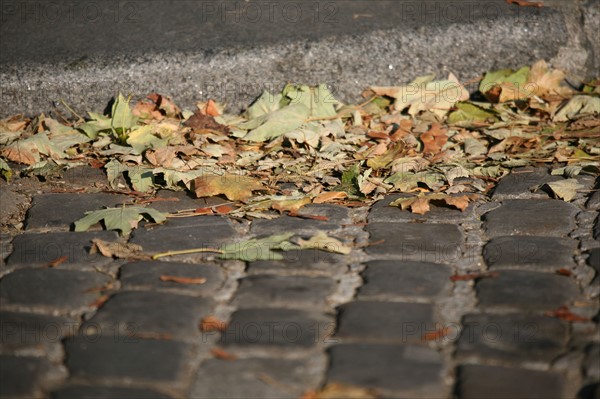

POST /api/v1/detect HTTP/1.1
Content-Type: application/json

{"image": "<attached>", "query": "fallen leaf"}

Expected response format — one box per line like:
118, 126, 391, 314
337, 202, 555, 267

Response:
422, 326, 453, 341
200, 316, 228, 332
75, 206, 167, 235
420, 123, 448, 154
544, 306, 590, 322
301, 383, 379, 399
371, 73, 469, 118
241, 103, 311, 142
159, 275, 207, 285
296, 231, 352, 255
313, 191, 348, 203
553, 95, 600, 122
193, 174, 264, 202
210, 347, 237, 360
544, 179, 584, 201
271, 196, 311, 213
480, 66, 531, 102
555, 268, 572, 277
506, 0, 543, 7
184, 109, 229, 134
526, 60, 571, 100
45, 255, 68, 268
90, 239, 148, 260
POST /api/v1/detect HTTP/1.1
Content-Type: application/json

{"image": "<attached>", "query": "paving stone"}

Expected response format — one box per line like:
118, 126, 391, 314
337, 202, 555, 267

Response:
483, 236, 577, 270
368, 193, 476, 223
366, 223, 463, 263
0, 311, 76, 352
0, 268, 110, 313
61, 165, 109, 187
250, 215, 339, 235
483, 199, 579, 237
119, 260, 225, 296
456, 364, 565, 399
0, 355, 55, 398
82, 291, 213, 341
6, 230, 117, 268
248, 249, 348, 276
130, 217, 236, 253
191, 357, 322, 398
336, 301, 435, 344
586, 182, 600, 210
584, 343, 600, 380
64, 335, 193, 382
25, 192, 127, 231
476, 270, 581, 312
457, 313, 568, 364
595, 213, 600, 241
326, 344, 444, 397
359, 260, 452, 300
0, 183, 27, 226
52, 385, 174, 399
491, 167, 561, 200
232, 275, 336, 309
220, 308, 333, 347
296, 204, 352, 224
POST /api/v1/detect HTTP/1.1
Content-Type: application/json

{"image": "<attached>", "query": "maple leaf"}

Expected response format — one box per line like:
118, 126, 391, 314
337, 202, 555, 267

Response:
193, 174, 263, 201
389, 193, 476, 214
75, 206, 167, 235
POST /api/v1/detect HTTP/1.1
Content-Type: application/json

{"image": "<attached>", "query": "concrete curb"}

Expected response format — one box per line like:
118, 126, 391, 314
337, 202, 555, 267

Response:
1, 0, 598, 117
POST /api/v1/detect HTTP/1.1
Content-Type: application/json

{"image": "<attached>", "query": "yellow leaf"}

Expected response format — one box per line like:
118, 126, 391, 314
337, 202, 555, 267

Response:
271, 196, 311, 213
297, 231, 352, 255
193, 174, 263, 201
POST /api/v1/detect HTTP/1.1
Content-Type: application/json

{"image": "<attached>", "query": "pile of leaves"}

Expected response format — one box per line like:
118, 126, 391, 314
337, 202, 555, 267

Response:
1, 60, 599, 219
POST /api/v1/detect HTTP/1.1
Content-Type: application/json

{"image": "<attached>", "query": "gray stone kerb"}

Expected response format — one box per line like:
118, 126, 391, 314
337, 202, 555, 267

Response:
1, 0, 598, 117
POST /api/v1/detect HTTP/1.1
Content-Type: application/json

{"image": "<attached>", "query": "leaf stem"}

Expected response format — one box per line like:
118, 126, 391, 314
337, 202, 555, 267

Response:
152, 247, 224, 260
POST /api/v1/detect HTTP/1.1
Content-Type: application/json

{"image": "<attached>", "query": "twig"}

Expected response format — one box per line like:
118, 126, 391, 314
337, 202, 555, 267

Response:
152, 247, 224, 260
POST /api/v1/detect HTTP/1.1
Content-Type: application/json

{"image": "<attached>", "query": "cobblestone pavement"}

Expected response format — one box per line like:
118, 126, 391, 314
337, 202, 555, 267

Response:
1, 166, 599, 399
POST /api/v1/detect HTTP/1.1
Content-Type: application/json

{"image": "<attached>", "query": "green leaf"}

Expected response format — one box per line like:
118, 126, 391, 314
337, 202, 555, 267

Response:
283, 84, 339, 119
544, 179, 584, 202
127, 125, 167, 154
78, 112, 112, 139
337, 162, 361, 196
242, 103, 311, 142
74, 206, 167, 235
0, 158, 13, 181
126, 166, 155, 192
246, 91, 283, 120
104, 159, 126, 189
479, 66, 530, 101
218, 233, 296, 261
111, 93, 138, 132
448, 102, 499, 126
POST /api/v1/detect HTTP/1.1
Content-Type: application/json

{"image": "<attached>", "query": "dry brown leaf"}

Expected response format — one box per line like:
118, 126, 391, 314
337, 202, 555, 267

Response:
527, 60, 571, 99
210, 347, 237, 360
442, 195, 470, 211
45, 255, 68, 268
205, 99, 221, 116
420, 123, 448, 154
271, 197, 311, 213
200, 316, 228, 332
159, 275, 207, 285
410, 196, 431, 215
185, 109, 229, 134
90, 239, 148, 260
313, 191, 349, 204
193, 174, 263, 202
